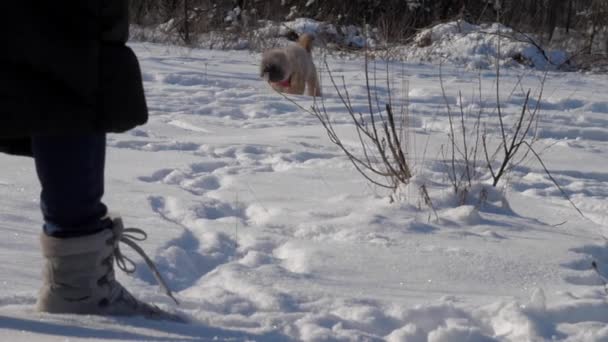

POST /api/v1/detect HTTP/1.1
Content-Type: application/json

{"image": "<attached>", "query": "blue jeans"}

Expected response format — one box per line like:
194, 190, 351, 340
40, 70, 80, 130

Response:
31, 134, 109, 237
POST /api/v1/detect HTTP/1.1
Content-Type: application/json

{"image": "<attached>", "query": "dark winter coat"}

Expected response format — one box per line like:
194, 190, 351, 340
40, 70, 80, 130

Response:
0, 1, 148, 156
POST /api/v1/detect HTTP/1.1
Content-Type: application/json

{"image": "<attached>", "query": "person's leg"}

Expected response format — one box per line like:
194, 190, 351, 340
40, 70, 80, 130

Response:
31, 134, 179, 320
31, 134, 109, 237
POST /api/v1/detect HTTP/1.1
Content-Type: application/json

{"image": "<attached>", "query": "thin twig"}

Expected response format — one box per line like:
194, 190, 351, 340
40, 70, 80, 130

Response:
592, 260, 608, 295
521, 141, 585, 218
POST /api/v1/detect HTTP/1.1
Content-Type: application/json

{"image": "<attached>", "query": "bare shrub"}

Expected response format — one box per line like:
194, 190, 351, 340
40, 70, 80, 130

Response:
438, 65, 486, 205
437, 37, 544, 206
438, 36, 585, 217
279, 53, 414, 201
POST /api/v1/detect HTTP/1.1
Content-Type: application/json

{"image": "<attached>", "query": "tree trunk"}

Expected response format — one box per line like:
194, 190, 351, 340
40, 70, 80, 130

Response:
589, 24, 596, 54
183, 0, 190, 45
565, 0, 573, 33
544, 0, 557, 43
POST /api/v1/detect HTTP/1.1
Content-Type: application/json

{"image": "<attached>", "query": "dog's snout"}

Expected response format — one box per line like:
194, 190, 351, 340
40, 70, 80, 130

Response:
262, 64, 284, 82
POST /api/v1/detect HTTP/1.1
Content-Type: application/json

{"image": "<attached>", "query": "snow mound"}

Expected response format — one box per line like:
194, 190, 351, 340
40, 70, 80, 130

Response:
255, 18, 377, 49
405, 20, 569, 70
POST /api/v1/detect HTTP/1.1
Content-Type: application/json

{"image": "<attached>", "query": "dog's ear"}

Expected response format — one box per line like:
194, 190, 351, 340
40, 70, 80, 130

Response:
298, 33, 314, 53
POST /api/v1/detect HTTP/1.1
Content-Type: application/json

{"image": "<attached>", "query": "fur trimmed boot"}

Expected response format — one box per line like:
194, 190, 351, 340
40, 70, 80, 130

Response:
36, 216, 181, 321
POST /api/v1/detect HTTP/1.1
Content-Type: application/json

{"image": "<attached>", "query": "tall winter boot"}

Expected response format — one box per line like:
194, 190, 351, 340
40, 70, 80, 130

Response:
36, 216, 181, 321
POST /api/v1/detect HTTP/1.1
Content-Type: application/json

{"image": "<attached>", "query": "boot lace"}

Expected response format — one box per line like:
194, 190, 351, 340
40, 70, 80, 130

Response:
108, 218, 179, 305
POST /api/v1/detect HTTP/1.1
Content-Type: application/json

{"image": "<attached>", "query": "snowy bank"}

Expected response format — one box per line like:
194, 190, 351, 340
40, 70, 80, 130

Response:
403, 20, 570, 70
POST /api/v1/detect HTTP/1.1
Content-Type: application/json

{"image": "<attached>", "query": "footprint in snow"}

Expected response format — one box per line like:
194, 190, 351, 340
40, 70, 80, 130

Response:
562, 244, 608, 287
139, 161, 230, 195
110, 139, 202, 152
137, 227, 237, 292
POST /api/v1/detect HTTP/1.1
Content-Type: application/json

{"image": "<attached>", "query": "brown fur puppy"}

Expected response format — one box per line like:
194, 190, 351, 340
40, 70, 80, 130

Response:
260, 34, 321, 97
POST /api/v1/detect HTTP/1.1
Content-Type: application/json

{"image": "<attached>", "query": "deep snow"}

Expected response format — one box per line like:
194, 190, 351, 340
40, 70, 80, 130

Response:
1, 40, 608, 341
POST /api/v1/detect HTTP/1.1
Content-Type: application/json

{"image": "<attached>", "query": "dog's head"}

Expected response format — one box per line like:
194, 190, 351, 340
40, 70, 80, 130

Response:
297, 33, 315, 53
260, 50, 292, 86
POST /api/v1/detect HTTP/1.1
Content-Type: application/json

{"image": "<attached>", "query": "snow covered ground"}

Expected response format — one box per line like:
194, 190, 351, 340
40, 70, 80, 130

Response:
1, 41, 608, 341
